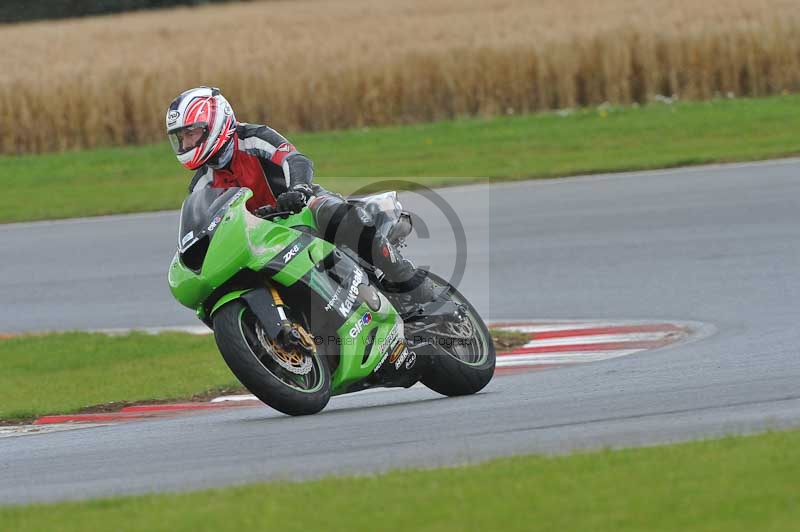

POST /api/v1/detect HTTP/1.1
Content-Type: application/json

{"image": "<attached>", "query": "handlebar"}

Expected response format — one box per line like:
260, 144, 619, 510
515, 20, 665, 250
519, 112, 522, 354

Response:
259, 210, 296, 221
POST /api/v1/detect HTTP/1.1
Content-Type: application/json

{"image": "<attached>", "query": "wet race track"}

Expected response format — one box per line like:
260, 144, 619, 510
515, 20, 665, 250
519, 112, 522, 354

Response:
1, 160, 799, 504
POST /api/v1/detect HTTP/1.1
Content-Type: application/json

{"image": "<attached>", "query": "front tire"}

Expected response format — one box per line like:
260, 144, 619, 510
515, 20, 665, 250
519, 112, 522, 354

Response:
417, 273, 496, 396
213, 300, 331, 416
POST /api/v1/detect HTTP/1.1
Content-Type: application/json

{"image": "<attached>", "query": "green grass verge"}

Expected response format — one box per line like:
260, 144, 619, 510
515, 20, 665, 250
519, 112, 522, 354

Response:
3, 429, 799, 530
0, 332, 237, 422
3, 94, 800, 223
0, 329, 526, 423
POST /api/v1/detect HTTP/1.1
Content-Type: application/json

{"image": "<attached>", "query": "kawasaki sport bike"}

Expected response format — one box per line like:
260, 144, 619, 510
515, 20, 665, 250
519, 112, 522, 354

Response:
168, 187, 495, 415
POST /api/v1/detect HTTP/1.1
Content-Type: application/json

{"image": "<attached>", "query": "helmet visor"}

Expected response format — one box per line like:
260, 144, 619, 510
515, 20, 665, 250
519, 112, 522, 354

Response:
168, 124, 209, 155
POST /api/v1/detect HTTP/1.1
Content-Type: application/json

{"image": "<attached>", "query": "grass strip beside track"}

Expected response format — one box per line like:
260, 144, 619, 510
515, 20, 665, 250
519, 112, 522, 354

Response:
3, 94, 800, 223
0, 332, 237, 422
3, 429, 799, 530
0, 330, 528, 423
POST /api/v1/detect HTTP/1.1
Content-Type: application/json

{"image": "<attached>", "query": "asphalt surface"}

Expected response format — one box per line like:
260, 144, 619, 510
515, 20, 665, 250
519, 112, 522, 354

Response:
1, 159, 799, 504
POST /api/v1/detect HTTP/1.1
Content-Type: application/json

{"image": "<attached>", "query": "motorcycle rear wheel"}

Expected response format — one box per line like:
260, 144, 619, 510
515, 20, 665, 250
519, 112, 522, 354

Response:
213, 300, 331, 416
417, 273, 496, 396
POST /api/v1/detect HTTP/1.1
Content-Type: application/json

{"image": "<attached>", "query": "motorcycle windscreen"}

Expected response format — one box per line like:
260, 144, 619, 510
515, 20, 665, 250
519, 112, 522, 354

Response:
177, 187, 245, 251
177, 187, 248, 272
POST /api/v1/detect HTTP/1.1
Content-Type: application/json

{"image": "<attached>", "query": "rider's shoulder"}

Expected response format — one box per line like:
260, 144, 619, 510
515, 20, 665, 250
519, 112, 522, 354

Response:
236, 122, 289, 143
236, 122, 273, 138
188, 165, 213, 192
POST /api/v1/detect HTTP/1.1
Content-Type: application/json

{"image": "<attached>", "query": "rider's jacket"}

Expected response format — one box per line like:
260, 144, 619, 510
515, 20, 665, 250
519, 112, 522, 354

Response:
188, 123, 314, 212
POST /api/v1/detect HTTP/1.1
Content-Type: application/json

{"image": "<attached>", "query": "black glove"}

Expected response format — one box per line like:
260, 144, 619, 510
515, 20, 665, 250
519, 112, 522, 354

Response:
276, 191, 306, 213
290, 183, 314, 200
253, 205, 277, 218
277, 184, 313, 213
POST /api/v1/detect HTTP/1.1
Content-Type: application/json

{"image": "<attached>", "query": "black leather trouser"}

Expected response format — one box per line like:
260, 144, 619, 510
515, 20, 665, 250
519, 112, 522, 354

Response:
309, 191, 375, 259
308, 190, 417, 285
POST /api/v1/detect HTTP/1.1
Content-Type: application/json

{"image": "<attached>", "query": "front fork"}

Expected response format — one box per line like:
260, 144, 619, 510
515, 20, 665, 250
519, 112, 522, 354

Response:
240, 285, 315, 356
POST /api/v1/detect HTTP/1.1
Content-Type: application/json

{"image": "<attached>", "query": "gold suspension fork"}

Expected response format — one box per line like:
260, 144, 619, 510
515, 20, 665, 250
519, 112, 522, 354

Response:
267, 283, 315, 357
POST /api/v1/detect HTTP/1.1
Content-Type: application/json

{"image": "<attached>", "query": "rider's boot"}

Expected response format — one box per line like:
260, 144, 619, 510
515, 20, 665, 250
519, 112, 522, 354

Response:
372, 238, 434, 303
309, 192, 434, 302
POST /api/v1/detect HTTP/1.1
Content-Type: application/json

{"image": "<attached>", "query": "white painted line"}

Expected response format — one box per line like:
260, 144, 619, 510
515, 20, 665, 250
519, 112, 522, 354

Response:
0, 423, 113, 439
492, 322, 669, 333
486, 157, 800, 191
517, 332, 675, 349
210, 395, 258, 403
210, 383, 430, 404
496, 350, 642, 366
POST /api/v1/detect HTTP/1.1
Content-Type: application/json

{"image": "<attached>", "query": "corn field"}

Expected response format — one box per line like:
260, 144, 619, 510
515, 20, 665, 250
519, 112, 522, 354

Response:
2, 0, 799, 154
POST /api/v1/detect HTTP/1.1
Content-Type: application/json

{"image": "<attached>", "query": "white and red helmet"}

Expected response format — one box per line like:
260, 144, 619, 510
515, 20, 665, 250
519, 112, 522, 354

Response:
166, 87, 236, 170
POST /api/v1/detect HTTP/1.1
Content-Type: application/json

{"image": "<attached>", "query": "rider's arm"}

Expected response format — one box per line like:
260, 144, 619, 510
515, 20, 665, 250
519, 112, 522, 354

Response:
237, 123, 314, 190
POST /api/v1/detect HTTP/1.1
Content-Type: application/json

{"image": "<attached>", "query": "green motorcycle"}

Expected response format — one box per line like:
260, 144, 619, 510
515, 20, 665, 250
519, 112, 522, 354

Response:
168, 186, 495, 415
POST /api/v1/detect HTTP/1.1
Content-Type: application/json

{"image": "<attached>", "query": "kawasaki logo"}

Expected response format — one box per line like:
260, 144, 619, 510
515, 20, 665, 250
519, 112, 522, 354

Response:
349, 312, 372, 338
338, 268, 364, 315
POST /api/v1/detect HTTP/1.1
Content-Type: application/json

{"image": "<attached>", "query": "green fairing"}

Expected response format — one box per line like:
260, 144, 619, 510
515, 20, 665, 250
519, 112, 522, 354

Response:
168, 192, 328, 310
168, 188, 402, 395
331, 302, 402, 393
210, 289, 253, 316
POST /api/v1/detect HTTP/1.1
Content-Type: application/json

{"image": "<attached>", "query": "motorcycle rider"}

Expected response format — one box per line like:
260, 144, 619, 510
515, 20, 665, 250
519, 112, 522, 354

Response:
166, 86, 432, 301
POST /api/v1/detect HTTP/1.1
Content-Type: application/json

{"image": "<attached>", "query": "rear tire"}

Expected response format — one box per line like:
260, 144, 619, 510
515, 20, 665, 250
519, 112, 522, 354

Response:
417, 273, 496, 396
213, 300, 331, 416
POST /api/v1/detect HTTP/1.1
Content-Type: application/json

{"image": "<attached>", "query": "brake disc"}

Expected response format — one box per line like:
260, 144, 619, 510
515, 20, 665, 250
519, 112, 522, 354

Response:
431, 316, 474, 339
256, 324, 313, 375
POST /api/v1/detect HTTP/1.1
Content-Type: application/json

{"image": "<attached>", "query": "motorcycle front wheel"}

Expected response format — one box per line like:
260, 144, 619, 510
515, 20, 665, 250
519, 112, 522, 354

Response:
213, 300, 331, 416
